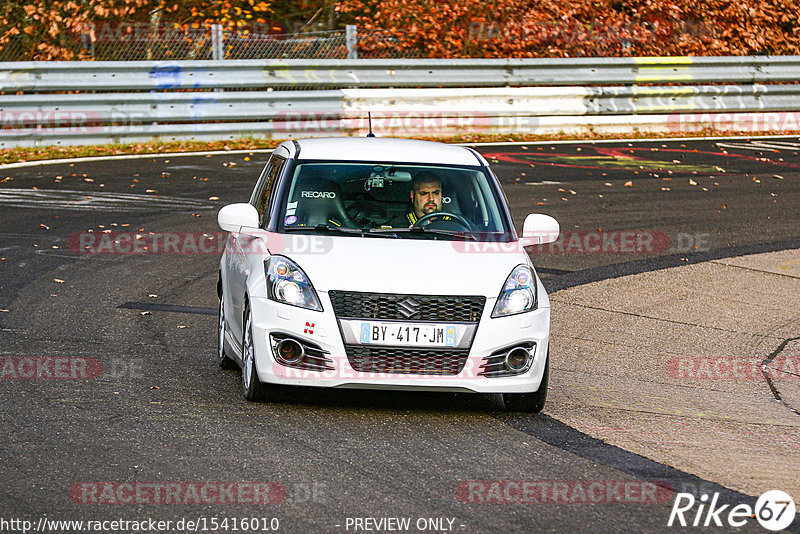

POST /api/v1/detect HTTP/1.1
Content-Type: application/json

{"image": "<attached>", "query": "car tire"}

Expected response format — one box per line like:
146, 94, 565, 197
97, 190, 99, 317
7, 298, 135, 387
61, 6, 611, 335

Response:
217, 295, 237, 370
241, 302, 270, 402
503, 349, 549, 413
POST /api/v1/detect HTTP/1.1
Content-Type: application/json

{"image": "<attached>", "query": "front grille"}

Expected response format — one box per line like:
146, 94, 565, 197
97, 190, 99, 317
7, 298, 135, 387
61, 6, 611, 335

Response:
329, 291, 485, 322
345, 345, 469, 375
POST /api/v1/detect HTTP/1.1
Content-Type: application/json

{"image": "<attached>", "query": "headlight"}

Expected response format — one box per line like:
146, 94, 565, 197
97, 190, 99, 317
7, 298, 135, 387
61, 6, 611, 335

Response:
265, 256, 322, 311
491, 264, 536, 318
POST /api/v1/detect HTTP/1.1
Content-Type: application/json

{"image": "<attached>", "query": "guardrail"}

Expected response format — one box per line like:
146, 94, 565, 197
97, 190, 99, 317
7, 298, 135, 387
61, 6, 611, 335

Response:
4, 56, 800, 92
2, 57, 800, 148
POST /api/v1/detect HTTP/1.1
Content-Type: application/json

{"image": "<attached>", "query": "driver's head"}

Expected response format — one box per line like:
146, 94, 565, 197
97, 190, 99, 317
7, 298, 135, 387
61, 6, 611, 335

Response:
410, 171, 442, 219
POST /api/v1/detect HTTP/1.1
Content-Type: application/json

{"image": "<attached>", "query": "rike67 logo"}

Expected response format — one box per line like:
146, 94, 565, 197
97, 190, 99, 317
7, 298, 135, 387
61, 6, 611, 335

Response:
668, 490, 796, 531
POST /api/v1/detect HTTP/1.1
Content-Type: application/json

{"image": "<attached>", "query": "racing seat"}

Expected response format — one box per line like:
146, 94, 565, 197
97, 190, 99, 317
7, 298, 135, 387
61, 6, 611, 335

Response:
441, 181, 462, 214
294, 177, 356, 227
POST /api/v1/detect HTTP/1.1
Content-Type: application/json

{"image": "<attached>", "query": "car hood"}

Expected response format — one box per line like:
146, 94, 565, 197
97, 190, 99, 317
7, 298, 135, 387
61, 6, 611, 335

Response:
271, 234, 527, 296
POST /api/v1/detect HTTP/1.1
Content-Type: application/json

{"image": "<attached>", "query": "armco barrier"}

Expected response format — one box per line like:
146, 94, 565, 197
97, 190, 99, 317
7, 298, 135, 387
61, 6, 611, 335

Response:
1, 57, 800, 147
3, 57, 800, 91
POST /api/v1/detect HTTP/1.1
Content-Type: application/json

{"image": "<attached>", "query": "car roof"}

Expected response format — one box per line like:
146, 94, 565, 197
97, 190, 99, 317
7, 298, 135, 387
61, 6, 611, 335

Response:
278, 137, 485, 166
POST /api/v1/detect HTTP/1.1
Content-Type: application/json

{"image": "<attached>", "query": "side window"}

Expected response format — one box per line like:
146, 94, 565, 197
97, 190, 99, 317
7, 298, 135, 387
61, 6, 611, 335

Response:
255, 156, 285, 226
250, 161, 273, 207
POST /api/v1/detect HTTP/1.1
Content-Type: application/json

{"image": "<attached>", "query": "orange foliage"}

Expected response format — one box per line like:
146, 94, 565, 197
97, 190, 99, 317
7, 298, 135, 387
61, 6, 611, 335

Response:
0, 0, 281, 60
336, 0, 800, 57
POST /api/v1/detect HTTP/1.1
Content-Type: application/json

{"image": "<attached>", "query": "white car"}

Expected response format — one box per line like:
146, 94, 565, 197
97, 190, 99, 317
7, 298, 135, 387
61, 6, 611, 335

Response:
216, 137, 559, 412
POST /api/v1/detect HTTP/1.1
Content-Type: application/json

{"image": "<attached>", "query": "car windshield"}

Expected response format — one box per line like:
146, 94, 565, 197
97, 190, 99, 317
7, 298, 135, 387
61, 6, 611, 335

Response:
278, 161, 512, 241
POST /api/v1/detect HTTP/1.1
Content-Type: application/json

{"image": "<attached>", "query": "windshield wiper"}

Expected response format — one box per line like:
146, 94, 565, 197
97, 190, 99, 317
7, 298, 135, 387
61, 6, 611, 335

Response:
369, 227, 478, 241
283, 224, 365, 236
283, 224, 398, 238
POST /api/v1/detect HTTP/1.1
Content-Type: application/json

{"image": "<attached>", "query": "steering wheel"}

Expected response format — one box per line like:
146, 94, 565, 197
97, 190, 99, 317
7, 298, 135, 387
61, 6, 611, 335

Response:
412, 211, 476, 231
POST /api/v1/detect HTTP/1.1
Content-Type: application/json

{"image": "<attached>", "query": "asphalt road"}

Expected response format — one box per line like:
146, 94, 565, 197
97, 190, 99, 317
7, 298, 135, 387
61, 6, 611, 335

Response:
0, 136, 798, 533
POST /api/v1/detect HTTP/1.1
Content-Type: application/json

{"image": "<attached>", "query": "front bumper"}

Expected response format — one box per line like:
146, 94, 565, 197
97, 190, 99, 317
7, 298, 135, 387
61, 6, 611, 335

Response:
249, 293, 550, 394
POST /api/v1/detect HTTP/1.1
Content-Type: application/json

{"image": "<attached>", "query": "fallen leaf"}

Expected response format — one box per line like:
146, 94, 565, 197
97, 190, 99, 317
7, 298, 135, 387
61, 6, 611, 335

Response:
148, 294, 158, 298
150, 385, 160, 389
688, 179, 698, 186
660, 187, 671, 191
177, 325, 187, 329
140, 311, 152, 316
40, 223, 50, 230
624, 181, 633, 187
53, 278, 65, 283
604, 182, 613, 187
209, 196, 219, 201
0, 309, 9, 312
773, 175, 784, 179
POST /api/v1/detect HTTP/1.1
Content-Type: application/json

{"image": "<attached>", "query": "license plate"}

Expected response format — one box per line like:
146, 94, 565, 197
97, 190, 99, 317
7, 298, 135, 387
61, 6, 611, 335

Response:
359, 322, 457, 347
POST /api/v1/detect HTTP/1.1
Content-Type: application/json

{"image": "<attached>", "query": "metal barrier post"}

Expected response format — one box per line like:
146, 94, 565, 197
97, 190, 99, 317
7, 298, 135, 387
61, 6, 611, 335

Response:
212, 24, 224, 60
346, 25, 358, 60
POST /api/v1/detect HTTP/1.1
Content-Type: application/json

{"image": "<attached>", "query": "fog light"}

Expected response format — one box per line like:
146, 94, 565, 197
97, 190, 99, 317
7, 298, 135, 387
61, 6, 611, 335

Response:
276, 339, 304, 364
505, 346, 531, 372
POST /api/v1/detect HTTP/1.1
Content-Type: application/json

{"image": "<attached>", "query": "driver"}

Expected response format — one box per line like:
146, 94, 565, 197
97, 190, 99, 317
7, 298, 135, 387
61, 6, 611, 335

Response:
390, 171, 448, 227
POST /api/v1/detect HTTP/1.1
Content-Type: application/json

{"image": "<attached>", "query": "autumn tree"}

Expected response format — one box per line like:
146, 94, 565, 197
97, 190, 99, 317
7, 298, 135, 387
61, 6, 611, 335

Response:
336, 0, 800, 57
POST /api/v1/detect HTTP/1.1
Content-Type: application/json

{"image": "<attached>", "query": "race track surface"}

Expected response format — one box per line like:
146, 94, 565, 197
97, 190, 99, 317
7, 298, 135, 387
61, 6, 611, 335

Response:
1, 136, 799, 533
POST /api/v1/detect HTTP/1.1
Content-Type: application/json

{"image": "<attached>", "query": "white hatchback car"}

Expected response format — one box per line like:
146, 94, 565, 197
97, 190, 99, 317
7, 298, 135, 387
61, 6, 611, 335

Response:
217, 137, 559, 412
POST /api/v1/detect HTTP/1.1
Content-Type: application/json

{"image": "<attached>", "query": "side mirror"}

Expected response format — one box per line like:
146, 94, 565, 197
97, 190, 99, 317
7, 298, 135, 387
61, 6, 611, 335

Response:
218, 203, 260, 233
520, 214, 560, 247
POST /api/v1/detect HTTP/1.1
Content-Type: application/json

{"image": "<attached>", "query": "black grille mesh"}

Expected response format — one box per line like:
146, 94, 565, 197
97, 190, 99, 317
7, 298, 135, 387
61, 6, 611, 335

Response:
329, 291, 485, 322
344, 346, 469, 375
